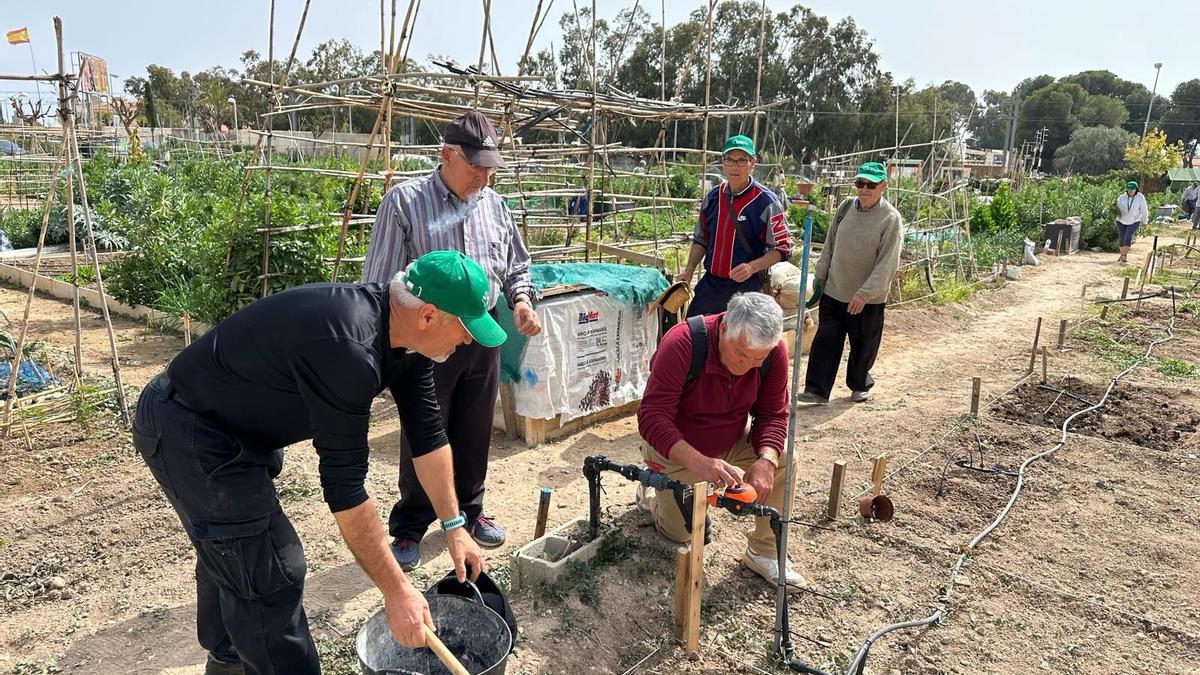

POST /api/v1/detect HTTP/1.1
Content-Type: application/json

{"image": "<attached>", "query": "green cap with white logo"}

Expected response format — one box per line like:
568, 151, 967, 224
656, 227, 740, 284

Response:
403, 250, 507, 348
722, 135, 756, 157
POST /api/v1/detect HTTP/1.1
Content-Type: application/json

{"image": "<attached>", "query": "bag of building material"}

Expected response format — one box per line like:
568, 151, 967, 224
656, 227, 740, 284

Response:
766, 261, 816, 310
1023, 238, 1039, 266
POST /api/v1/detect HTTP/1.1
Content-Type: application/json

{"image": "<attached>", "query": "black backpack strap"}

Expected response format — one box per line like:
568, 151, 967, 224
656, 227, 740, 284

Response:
685, 315, 708, 384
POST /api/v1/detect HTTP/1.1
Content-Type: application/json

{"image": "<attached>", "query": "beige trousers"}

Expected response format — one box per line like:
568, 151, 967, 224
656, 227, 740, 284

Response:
641, 438, 786, 557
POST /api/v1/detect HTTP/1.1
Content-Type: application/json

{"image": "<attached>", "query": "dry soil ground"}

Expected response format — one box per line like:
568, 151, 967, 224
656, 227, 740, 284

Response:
2, 224, 1199, 675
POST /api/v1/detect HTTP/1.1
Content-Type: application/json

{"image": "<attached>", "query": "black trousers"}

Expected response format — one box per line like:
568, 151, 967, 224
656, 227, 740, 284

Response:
389, 341, 500, 541
686, 273, 762, 317
804, 295, 886, 399
133, 375, 316, 675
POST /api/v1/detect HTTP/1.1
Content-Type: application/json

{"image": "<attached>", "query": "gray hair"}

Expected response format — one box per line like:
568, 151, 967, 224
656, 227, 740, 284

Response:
724, 292, 783, 349
388, 269, 427, 310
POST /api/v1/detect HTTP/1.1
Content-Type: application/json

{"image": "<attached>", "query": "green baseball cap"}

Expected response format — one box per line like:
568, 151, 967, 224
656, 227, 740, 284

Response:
854, 162, 888, 184
403, 250, 507, 348
722, 135, 756, 157
1125, 181, 1139, 191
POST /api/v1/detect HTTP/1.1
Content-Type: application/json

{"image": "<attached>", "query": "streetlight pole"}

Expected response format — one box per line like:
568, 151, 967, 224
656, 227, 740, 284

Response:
1142, 62, 1163, 139
893, 85, 900, 162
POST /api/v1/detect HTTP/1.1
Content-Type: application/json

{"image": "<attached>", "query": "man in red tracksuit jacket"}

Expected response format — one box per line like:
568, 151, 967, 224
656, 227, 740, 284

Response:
635, 292, 805, 590
677, 135, 793, 316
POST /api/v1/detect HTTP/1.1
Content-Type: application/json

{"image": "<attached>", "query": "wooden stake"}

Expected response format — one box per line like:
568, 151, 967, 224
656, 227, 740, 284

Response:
1041, 346, 1048, 384
182, 311, 192, 347
685, 481, 707, 658
1028, 317, 1042, 373
673, 547, 689, 642
970, 377, 981, 416
1057, 319, 1067, 349
1100, 305, 1109, 320
1056, 232, 1063, 256
533, 487, 551, 539
827, 460, 846, 519
1120, 277, 1130, 300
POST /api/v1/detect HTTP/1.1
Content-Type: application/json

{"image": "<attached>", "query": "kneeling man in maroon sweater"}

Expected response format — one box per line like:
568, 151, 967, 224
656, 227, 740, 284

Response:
636, 292, 804, 589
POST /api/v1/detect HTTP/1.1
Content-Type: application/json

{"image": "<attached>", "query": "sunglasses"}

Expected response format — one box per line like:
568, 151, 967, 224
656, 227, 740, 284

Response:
854, 180, 880, 189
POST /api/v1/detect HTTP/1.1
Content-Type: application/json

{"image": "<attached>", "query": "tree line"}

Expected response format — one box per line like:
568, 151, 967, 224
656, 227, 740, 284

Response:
120, 1, 1200, 174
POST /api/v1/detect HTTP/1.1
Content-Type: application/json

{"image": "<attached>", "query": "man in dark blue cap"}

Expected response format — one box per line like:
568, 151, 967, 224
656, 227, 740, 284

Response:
362, 110, 542, 572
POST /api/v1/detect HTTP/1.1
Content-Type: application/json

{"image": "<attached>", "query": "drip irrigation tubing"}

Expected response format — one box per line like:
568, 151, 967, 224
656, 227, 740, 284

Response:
841, 289, 1180, 675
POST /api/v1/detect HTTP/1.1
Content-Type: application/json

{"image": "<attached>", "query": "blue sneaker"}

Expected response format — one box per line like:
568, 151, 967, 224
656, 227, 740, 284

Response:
467, 515, 506, 547
390, 538, 421, 571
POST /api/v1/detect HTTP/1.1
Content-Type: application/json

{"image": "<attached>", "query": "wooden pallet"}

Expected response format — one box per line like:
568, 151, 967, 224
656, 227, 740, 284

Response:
496, 383, 639, 447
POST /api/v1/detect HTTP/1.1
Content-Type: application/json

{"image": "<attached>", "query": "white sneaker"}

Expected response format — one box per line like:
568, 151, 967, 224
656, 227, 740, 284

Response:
850, 390, 871, 403
634, 482, 655, 515
741, 548, 806, 592
796, 390, 829, 405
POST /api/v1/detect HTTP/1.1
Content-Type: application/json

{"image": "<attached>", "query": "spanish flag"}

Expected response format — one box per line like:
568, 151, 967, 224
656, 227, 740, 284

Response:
6, 27, 30, 45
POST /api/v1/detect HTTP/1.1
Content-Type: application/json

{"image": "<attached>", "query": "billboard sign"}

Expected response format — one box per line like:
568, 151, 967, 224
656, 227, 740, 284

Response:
77, 53, 109, 94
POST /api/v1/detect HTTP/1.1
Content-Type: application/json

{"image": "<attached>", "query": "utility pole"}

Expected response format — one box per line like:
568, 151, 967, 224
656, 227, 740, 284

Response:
893, 85, 900, 161
1003, 99, 1020, 174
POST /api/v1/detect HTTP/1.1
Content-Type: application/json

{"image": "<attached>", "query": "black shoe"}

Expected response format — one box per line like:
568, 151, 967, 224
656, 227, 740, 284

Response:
205, 654, 245, 675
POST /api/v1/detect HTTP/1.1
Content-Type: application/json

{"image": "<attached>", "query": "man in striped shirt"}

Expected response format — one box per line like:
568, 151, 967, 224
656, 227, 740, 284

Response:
362, 110, 541, 571
678, 135, 793, 316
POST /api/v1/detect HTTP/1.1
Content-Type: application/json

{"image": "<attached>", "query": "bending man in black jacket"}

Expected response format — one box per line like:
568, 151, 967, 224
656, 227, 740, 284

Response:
133, 250, 504, 675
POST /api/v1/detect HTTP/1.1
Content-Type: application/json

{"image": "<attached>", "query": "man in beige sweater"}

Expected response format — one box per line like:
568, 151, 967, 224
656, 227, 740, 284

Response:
799, 162, 902, 404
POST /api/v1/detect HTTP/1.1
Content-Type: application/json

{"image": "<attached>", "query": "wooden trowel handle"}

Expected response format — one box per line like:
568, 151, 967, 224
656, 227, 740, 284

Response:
423, 624, 470, 675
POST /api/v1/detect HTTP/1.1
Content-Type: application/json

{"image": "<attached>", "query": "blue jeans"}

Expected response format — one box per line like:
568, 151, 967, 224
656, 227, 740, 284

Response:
1116, 221, 1139, 247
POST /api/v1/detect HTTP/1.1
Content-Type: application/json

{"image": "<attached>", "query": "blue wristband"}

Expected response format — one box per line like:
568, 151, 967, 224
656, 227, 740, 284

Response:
440, 512, 467, 532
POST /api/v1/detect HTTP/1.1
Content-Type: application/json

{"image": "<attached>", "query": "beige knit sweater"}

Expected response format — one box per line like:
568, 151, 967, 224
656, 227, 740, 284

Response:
814, 197, 903, 305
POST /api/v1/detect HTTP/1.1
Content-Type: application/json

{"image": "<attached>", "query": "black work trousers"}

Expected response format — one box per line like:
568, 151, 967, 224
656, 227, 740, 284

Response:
389, 341, 500, 541
133, 375, 316, 675
804, 295, 886, 399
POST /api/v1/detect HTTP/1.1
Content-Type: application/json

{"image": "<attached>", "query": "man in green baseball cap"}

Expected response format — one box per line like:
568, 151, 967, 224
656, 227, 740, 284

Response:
679, 134, 794, 316
131, 249, 501, 673
797, 160, 902, 405
402, 249, 507, 350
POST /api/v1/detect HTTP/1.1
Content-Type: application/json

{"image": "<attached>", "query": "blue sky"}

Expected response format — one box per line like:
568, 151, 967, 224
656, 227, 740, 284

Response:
0, 1, 1190, 107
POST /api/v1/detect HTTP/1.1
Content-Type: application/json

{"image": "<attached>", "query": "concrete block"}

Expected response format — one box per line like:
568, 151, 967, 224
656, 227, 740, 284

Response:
509, 516, 612, 593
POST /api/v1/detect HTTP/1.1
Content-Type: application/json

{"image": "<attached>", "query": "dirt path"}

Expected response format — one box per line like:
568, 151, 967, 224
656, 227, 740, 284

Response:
1, 232, 1197, 675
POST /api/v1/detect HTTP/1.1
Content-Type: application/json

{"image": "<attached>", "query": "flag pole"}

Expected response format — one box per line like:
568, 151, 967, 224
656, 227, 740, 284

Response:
26, 38, 43, 106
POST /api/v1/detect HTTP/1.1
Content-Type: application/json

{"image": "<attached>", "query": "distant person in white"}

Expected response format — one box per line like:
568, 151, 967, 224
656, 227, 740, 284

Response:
1114, 181, 1148, 264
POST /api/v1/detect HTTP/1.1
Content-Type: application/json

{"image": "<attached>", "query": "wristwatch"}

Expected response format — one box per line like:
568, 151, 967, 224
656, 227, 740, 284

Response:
440, 512, 467, 532
757, 451, 780, 469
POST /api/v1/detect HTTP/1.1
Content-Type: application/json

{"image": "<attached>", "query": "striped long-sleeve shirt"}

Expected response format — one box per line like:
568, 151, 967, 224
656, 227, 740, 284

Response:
361, 168, 535, 308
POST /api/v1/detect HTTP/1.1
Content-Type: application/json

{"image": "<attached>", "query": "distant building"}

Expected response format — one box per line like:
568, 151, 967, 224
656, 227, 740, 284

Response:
886, 158, 923, 181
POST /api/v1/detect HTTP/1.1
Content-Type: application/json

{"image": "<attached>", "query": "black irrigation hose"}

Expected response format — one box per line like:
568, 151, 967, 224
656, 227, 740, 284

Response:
842, 289, 1180, 675
952, 459, 1019, 478
1035, 384, 1097, 408
1094, 289, 1171, 304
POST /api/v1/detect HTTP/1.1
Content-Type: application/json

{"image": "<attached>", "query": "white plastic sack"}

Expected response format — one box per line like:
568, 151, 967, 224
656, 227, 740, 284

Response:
1023, 238, 1039, 266
512, 291, 657, 422
767, 261, 815, 311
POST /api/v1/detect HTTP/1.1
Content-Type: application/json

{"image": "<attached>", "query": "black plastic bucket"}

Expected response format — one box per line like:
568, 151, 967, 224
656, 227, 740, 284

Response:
356, 591, 512, 675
